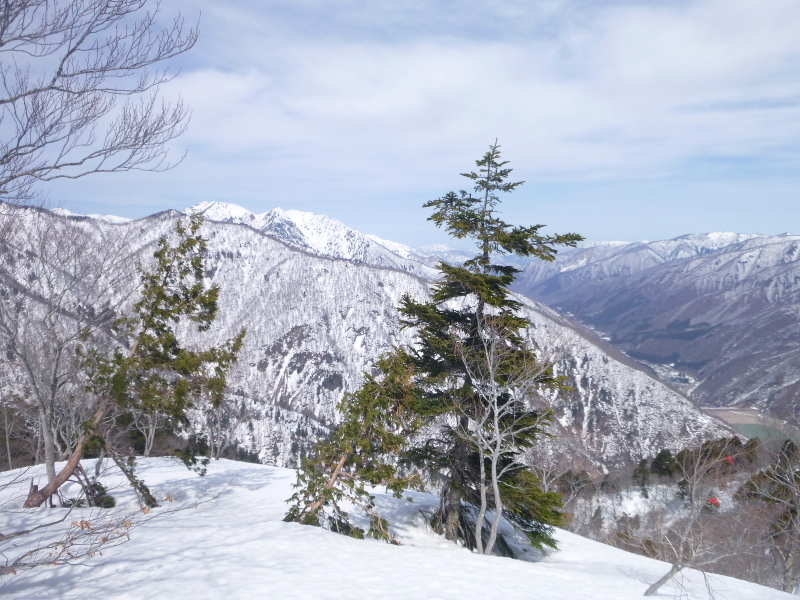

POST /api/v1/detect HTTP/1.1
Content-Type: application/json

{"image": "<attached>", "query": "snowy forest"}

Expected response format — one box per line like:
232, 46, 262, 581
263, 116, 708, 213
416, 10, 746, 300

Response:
2, 2, 800, 600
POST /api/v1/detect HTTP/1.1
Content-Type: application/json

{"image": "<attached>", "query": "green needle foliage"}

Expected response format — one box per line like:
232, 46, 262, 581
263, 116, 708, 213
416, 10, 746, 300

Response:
633, 459, 651, 499
87, 214, 245, 413
285, 142, 577, 555
650, 449, 678, 479
285, 350, 427, 543
89, 215, 245, 417
500, 470, 566, 550
24, 213, 245, 509
398, 141, 580, 552
83, 214, 245, 499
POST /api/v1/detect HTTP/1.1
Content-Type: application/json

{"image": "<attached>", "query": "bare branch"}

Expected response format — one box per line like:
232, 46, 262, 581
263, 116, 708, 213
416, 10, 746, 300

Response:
0, 0, 197, 201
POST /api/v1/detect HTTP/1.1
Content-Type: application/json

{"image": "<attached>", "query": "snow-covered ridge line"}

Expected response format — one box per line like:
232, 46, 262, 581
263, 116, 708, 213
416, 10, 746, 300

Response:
52, 201, 776, 275
52, 207, 131, 224
185, 201, 439, 279
3, 207, 733, 471
513, 229, 800, 420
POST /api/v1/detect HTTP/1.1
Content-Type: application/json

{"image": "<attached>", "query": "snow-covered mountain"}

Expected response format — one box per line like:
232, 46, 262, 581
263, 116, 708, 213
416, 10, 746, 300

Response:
513, 232, 800, 422
7, 206, 729, 472
186, 201, 439, 278
514, 232, 765, 284
2, 458, 787, 599
51, 207, 131, 224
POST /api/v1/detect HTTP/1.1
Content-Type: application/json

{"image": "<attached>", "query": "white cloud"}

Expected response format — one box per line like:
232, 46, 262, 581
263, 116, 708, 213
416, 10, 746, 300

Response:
56, 0, 800, 244
166, 0, 800, 174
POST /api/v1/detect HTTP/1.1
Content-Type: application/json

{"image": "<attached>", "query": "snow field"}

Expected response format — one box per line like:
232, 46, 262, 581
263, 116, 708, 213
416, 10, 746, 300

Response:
0, 459, 791, 599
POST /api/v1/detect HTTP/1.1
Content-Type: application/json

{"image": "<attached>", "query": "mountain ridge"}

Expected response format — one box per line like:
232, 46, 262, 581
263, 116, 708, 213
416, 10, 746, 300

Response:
13, 205, 733, 472
513, 232, 800, 422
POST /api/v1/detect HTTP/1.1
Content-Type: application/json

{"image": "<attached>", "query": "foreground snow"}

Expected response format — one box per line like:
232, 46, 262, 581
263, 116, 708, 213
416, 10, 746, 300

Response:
0, 459, 790, 599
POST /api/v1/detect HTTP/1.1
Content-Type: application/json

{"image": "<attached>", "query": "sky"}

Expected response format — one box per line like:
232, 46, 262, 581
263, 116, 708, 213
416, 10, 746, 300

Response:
51, 0, 800, 248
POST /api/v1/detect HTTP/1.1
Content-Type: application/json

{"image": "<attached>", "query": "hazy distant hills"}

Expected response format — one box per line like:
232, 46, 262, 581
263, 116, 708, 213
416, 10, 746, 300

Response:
512, 233, 800, 423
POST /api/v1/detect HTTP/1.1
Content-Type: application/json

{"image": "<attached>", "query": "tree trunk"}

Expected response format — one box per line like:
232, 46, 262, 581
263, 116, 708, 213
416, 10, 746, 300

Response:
94, 449, 105, 479
485, 449, 503, 555
34, 420, 42, 465
442, 483, 461, 542
143, 413, 158, 457
474, 455, 487, 554
23, 402, 107, 508
3, 401, 12, 471
438, 432, 470, 542
644, 563, 682, 596
38, 405, 57, 482
783, 548, 799, 594
23, 437, 87, 508
111, 454, 159, 508
300, 452, 350, 522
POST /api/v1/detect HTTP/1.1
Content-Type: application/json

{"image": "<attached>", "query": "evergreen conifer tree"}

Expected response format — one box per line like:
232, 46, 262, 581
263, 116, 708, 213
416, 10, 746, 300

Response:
398, 141, 582, 551
650, 449, 677, 479
633, 459, 650, 498
284, 351, 426, 543
24, 214, 245, 508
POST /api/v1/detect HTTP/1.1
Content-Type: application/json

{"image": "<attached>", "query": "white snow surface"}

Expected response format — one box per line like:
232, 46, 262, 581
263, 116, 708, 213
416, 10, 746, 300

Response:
51, 207, 130, 223
185, 201, 439, 278
0, 459, 789, 599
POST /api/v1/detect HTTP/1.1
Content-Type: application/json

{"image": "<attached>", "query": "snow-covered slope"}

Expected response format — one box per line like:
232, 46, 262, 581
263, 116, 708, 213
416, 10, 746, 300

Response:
51, 207, 131, 224
515, 233, 765, 285
522, 302, 730, 469
6, 207, 726, 471
0, 459, 788, 599
513, 233, 800, 422
186, 201, 438, 278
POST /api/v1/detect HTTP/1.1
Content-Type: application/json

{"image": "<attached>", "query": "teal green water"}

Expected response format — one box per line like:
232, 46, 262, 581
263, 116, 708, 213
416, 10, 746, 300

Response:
734, 423, 792, 442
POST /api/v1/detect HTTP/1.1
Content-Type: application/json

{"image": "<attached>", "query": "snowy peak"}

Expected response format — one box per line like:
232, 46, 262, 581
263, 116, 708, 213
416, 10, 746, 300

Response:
186, 201, 256, 224
51, 207, 130, 224
185, 202, 438, 278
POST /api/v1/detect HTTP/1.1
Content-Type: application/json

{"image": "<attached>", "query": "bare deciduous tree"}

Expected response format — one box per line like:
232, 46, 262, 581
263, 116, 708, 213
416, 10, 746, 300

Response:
455, 314, 557, 555
0, 393, 30, 470
200, 368, 264, 461
0, 208, 136, 490
0, 462, 220, 578
640, 437, 756, 596
0, 465, 131, 576
0, 0, 197, 202
737, 440, 800, 594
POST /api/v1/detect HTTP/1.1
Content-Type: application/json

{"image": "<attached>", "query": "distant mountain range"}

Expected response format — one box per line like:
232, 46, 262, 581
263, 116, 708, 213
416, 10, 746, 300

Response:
512, 232, 800, 423
2, 203, 736, 472
186, 201, 440, 278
